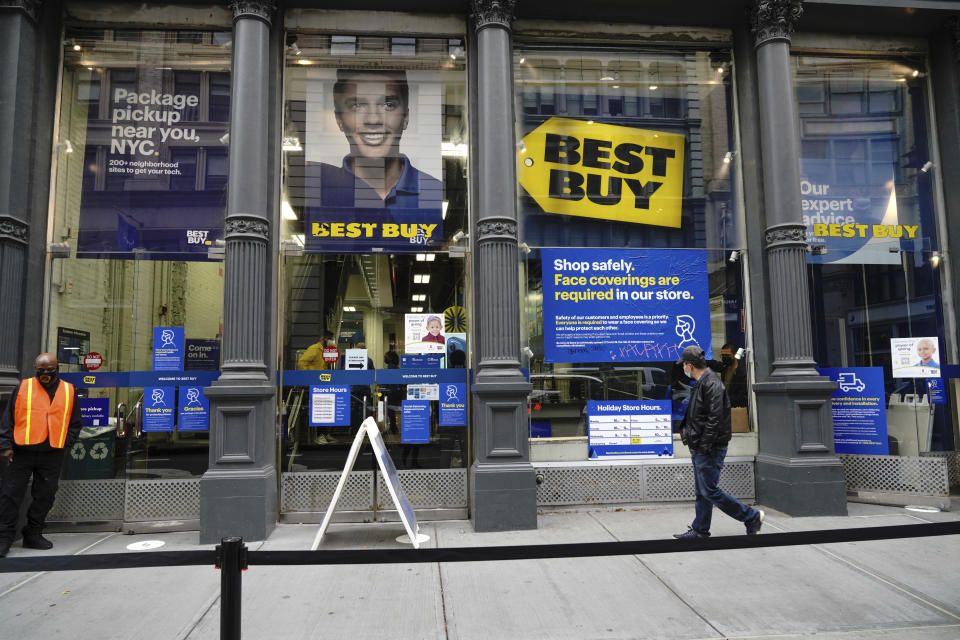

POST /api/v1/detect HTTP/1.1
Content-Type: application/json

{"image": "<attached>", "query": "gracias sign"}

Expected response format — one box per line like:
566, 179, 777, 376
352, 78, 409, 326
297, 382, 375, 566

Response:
518, 117, 685, 228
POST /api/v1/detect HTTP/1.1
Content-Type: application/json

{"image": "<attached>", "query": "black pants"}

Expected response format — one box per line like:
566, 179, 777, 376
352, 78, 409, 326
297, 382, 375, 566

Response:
0, 447, 65, 541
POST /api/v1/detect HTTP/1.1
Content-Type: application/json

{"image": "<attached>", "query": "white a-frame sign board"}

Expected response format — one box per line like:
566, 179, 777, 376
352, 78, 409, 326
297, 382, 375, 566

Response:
311, 417, 429, 550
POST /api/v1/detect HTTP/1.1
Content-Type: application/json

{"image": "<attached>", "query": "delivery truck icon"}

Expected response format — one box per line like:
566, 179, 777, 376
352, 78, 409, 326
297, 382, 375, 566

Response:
838, 372, 865, 393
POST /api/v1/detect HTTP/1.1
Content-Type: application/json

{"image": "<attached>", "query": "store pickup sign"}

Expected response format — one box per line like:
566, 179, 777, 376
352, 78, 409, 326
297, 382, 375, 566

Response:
518, 117, 685, 228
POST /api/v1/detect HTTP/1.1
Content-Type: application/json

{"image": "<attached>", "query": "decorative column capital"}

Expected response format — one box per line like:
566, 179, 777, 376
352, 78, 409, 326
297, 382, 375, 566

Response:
0, 0, 43, 22
225, 214, 269, 240
470, 0, 516, 32
0, 216, 29, 245
749, 0, 803, 47
228, 0, 276, 25
476, 218, 517, 242
764, 222, 807, 249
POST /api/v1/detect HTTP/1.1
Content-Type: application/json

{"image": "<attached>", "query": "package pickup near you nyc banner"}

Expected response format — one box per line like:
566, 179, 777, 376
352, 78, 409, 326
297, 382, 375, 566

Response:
518, 117, 685, 228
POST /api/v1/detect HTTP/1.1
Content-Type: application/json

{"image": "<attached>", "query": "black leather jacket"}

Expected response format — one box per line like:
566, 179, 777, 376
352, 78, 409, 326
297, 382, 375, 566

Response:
680, 368, 731, 454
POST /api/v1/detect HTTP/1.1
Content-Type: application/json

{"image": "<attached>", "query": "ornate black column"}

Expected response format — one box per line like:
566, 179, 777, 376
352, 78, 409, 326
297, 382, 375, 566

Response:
468, 0, 536, 532
0, 0, 43, 404
200, 0, 277, 543
749, 0, 846, 516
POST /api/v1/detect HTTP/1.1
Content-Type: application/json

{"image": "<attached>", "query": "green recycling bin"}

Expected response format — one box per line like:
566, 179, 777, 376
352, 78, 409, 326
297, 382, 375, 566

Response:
64, 426, 116, 480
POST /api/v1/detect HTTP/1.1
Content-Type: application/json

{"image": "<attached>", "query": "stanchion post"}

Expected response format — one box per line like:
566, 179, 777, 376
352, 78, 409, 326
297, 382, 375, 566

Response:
216, 536, 247, 640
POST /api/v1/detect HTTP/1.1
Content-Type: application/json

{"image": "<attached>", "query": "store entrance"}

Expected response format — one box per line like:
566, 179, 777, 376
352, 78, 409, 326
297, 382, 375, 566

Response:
278, 252, 470, 521
47, 257, 223, 531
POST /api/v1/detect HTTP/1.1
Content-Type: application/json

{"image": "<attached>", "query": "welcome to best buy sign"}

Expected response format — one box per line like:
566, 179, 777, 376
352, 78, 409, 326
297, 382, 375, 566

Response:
518, 117, 685, 228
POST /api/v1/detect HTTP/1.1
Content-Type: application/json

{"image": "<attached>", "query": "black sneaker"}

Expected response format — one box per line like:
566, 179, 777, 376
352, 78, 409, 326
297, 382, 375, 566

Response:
22, 531, 53, 550
745, 510, 765, 535
0, 540, 11, 557
673, 528, 707, 539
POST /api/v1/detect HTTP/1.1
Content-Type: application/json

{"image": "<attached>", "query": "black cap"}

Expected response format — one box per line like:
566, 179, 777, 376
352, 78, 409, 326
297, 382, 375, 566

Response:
676, 345, 706, 367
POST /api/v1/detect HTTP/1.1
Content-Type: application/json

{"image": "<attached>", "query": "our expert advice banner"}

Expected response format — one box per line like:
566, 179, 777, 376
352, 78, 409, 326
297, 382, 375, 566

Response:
542, 248, 711, 363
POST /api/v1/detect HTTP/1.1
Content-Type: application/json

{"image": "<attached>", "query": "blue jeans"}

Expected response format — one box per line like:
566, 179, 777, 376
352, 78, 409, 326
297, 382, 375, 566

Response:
690, 446, 758, 536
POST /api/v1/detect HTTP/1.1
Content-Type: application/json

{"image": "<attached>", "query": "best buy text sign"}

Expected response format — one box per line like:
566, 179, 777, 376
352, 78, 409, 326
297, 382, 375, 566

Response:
518, 117, 685, 228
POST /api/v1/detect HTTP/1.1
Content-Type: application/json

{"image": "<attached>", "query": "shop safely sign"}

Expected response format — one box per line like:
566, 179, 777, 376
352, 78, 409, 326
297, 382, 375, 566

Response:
518, 117, 685, 228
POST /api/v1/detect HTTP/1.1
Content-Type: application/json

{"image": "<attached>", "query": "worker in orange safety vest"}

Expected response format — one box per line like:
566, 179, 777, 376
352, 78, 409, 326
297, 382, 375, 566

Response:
0, 353, 82, 558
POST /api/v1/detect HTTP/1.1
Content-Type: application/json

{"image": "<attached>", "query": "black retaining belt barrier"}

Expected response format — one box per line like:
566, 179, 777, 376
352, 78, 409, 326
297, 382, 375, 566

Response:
1, 521, 958, 574
3, 522, 958, 640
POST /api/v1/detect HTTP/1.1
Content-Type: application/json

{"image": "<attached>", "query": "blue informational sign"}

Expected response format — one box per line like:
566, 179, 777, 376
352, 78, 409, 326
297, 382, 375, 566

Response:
927, 378, 947, 405
152, 327, 185, 371
542, 248, 711, 363
79, 397, 110, 427
308, 386, 350, 427
818, 367, 889, 455
439, 383, 467, 427
184, 339, 220, 371
177, 385, 210, 431
401, 355, 443, 368
587, 400, 673, 459
401, 400, 431, 443
143, 386, 175, 432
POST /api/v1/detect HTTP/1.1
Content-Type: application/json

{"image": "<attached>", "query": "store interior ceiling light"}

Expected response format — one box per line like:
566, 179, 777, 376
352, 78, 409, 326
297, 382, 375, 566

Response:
343, 306, 356, 312
411, 306, 423, 313
282, 136, 302, 152
413, 274, 430, 284
412, 294, 426, 301
281, 201, 297, 220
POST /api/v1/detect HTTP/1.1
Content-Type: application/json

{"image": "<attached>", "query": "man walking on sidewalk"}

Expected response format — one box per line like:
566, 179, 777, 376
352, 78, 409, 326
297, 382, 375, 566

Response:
0, 353, 82, 557
673, 345, 764, 539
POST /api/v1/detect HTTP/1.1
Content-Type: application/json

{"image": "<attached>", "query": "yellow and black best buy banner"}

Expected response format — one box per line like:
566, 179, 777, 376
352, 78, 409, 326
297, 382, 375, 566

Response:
518, 117, 685, 229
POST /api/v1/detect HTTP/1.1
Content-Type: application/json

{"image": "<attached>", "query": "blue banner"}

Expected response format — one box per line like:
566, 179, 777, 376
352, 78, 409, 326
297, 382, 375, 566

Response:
308, 385, 350, 427
152, 327, 185, 371
62, 370, 221, 388
587, 400, 673, 458
439, 383, 467, 427
818, 367, 889, 455
801, 175, 912, 264
401, 400, 431, 443
185, 339, 220, 371
75, 69, 229, 261
79, 398, 110, 427
143, 386, 175, 432
177, 385, 210, 431
542, 248, 711, 363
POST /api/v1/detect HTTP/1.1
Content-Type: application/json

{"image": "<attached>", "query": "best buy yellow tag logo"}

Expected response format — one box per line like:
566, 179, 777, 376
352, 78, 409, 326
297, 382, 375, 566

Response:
319, 373, 331, 382
83, 376, 96, 384
518, 117, 685, 228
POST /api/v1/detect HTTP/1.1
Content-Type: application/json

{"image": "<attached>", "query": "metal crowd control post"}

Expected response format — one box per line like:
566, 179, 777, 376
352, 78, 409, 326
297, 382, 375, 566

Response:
216, 537, 247, 640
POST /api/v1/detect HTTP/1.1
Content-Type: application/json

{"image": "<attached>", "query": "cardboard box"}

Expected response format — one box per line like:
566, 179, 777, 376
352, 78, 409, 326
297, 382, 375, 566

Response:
731, 407, 750, 433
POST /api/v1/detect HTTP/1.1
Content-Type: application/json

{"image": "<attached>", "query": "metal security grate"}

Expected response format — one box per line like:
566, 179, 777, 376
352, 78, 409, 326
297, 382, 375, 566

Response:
534, 461, 754, 506
49, 479, 125, 521
280, 471, 374, 512
535, 466, 644, 506
840, 455, 949, 496
921, 451, 960, 487
124, 479, 200, 521
375, 469, 467, 509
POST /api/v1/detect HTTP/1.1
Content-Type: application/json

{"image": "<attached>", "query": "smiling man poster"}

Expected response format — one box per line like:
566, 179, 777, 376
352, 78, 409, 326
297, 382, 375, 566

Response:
302, 68, 443, 253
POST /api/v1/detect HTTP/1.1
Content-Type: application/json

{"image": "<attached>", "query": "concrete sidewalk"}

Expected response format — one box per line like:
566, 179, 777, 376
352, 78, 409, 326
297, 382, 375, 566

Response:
0, 502, 958, 639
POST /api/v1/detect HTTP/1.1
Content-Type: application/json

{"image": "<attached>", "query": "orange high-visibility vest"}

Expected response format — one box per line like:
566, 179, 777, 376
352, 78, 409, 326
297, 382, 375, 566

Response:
13, 378, 75, 448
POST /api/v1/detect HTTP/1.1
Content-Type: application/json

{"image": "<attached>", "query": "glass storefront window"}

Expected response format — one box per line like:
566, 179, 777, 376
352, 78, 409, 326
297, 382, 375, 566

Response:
795, 55, 957, 456
47, 29, 230, 492
280, 33, 469, 477
515, 47, 748, 461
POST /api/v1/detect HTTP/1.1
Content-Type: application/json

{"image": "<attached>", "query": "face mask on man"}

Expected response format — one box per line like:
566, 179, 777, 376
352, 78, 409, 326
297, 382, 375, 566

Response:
36, 366, 58, 386
721, 355, 733, 365
682, 364, 693, 379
